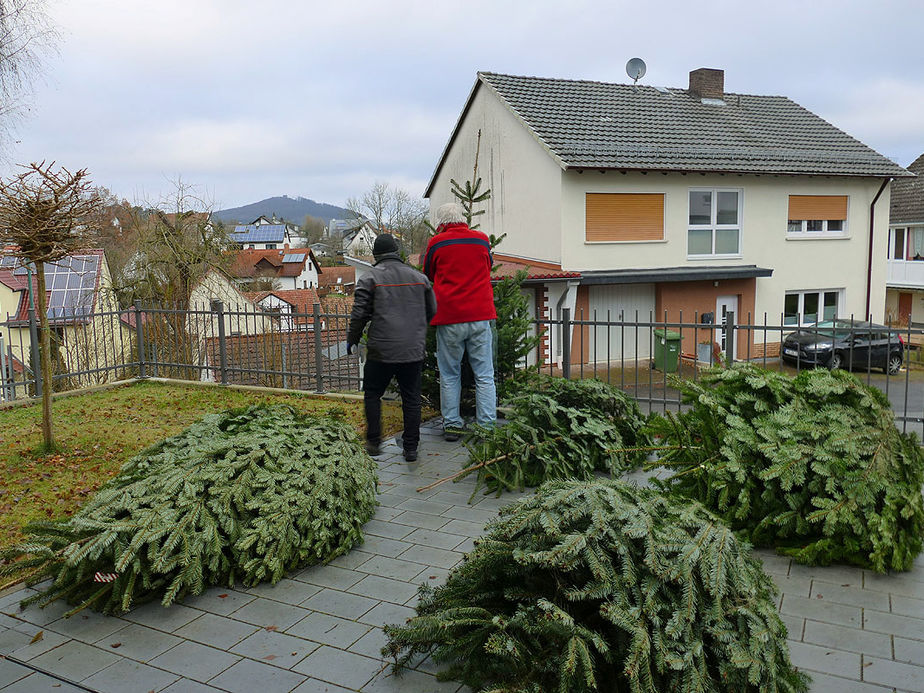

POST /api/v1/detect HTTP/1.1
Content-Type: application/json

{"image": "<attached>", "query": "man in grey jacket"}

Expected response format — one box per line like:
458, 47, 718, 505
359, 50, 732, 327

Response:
347, 234, 436, 462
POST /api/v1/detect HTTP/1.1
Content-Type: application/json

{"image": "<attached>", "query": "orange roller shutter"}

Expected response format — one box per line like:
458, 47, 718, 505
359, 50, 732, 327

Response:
586, 193, 664, 242
788, 195, 848, 220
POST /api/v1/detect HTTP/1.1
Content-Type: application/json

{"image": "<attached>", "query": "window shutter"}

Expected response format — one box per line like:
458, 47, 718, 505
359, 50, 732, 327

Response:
585, 193, 664, 242
788, 195, 848, 221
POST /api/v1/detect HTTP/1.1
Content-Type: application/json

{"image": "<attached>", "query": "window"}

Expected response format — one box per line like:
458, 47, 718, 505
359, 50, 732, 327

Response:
688, 189, 740, 256
784, 290, 840, 326
890, 227, 924, 261
585, 193, 664, 242
787, 195, 847, 236
266, 244, 277, 250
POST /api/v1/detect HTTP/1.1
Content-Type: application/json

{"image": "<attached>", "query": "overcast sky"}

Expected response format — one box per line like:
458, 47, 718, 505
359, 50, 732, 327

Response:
3, 0, 924, 212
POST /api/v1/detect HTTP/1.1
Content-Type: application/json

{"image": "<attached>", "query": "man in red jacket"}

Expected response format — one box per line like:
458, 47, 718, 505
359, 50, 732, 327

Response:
423, 202, 497, 440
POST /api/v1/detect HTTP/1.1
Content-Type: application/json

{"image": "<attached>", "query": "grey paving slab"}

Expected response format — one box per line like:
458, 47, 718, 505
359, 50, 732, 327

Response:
174, 612, 259, 649
803, 671, 895, 692
388, 510, 449, 531
14, 599, 72, 627
864, 656, 924, 692
47, 610, 127, 643
98, 622, 183, 662
182, 588, 256, 617
300, 589, 380, 621
80, 658, 180, 693
803, 619, 893, 657
0, 672, 85, 692
293, 646, 385, 690
326, 550, 376, 572
209, 658, 307, 693
349, 575, 419, 605
287, 612, 371, 649
893, 594, 924, 619
246, 578, 322, 606
347, 627, 388, 661
7, 627, 71, 661
354, 556, 427, 582
361, 667, 459, 692
291, 678, 355, 693
362, 519, 414, 540
148, 640, 241, 682
29, 639, 121, 681
439, 519, 488, 537
160, 678, 223, 692
123, 601, 202, 632
230, 597, 312, 631
397, 544, 462, 570
358, 602, 416, 629
0, 659, 31, 688
786, 639, 861, 678
230, 628, 319, 669
865, 608, 924, 639
781, 594, 862, 628
295, 565, 365, 591
401, 528, 467, 551
810, 579, 891, 611
897, 636, 924, 666
354, 536, 414, 559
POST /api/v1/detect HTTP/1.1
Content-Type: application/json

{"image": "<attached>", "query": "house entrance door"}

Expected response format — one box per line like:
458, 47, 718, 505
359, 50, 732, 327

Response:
899, 292, 913, 326
716, 295, 738, 361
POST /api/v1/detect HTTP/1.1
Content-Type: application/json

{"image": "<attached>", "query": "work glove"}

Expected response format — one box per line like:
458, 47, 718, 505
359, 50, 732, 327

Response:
347, 343, 356, 355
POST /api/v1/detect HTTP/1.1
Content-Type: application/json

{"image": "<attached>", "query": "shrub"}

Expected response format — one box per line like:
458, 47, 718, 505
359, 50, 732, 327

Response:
461, 375, 650, 494
1, 405, 377, 614
384, 479, 808, 693
650, 364, 924, 572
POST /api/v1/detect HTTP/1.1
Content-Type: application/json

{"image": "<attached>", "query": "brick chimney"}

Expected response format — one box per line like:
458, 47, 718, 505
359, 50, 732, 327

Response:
689, 68, 724, 99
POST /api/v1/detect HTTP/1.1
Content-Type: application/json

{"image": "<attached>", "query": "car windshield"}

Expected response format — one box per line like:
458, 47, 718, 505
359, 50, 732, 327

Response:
802, 320, 857, 339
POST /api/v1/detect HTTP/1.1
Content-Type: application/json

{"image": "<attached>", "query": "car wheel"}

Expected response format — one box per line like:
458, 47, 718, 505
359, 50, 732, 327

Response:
827, 352, 843, 370
886, 353, 903, 375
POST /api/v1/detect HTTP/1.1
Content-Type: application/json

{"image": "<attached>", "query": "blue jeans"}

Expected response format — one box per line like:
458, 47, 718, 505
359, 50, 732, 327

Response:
436, 320, 496, 429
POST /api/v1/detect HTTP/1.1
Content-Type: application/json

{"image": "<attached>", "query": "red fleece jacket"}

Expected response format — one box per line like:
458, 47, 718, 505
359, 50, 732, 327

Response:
423, 223, 497, 326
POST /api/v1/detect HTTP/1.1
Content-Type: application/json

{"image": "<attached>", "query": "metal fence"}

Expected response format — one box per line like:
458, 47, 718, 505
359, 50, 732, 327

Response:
530, 308, 923, 438
3, 302, 922, 438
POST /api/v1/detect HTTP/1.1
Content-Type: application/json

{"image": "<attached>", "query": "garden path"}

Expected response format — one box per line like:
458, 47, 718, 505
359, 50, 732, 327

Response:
0, 419, 922, 692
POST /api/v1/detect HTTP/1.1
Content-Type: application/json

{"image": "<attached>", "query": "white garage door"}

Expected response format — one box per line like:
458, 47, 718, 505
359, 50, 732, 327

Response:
587, 283, 656, 363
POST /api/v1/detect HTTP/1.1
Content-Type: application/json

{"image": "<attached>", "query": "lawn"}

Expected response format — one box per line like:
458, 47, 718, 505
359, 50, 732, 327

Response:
0, 380, 410, 562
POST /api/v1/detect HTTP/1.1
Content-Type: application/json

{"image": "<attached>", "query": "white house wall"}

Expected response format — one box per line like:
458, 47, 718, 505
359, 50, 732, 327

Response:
428, 84, 563, 264
560, 171, 890, 322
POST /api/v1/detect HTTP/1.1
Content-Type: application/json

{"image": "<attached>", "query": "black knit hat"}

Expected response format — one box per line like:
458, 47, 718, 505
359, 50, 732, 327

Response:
372, 233, 399, 256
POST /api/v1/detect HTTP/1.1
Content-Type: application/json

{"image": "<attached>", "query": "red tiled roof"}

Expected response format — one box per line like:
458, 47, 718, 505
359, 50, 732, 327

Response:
229, 248, 317, 279
244, 288, 321, 326
317, 265, 355, 290
407, 252, 579, 282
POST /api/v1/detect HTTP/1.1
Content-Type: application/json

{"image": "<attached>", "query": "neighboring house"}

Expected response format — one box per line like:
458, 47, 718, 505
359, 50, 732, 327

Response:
316, 265, 356, 295
244, 288, 321, 331
228, 247, 322, 290
230, 217, 298, 250
326, 218, 379, 256
310, 242, 334, 258
426, 68, 911, 366
343, 256, 374, 285
0, 249, 134, 389
187, 269, 273, 337
885, 153, 924, 326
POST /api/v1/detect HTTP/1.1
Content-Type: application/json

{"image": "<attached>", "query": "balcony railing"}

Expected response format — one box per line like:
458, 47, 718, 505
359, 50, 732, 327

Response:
887, 259, 924, 287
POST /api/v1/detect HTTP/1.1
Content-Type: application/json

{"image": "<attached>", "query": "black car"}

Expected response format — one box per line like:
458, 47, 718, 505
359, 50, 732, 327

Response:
781, 320, 904, 374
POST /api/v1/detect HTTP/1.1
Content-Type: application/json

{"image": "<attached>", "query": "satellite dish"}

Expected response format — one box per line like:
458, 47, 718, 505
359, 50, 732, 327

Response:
626, 58, 647, 84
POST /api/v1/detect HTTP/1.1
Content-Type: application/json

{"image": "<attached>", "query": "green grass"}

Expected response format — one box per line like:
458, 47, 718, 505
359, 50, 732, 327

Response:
0, 380, 410, 559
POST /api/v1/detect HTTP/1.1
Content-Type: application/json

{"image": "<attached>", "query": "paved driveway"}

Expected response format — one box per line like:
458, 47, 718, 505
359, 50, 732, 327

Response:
0, 420, 922, 692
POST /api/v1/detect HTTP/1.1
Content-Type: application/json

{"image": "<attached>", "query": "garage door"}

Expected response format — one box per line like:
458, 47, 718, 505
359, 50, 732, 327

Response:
587, 283, 655, 363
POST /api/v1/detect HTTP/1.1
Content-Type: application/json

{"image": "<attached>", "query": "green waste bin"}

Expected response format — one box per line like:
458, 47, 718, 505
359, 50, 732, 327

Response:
653, 328, 682, 373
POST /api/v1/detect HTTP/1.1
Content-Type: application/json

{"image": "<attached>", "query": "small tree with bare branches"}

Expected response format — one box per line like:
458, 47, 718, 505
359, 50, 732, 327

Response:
0, 161, 101, 449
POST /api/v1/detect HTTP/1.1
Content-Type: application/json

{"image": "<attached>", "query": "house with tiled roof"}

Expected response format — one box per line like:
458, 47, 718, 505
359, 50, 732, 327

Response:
0, 249, 135, 392
427, 68, 911, 366
228, 247, 322, 291
317, 265, 356, 295
230, 215, 299, 250
244, 288, 321, 332
885, 153, 924, 326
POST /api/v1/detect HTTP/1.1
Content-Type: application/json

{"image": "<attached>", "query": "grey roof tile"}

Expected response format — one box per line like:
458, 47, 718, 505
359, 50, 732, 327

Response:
476, 72, 910, 178
890, 153, 924, 224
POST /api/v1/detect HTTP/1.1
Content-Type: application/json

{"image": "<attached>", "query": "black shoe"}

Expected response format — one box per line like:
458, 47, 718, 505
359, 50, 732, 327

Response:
443, 430, 461, 442
404, 448, 418, 462
365, 441, 381, 456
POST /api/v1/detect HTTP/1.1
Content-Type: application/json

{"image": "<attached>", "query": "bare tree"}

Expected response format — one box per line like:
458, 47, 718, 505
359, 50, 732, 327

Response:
345, 181, 429, 254
0, 0, 56, 155
0, 161, 101, 450
300, 214, 325, 245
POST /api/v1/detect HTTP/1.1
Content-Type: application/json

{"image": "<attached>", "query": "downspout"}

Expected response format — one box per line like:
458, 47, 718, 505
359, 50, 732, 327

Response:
865, 178, 890, 320
555, 280, 580, 366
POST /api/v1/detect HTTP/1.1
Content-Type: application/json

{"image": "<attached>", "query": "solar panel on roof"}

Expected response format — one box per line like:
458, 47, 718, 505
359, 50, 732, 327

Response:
43, 255, 98, 321
282, 253, 305, 263
232, 225, 286, 244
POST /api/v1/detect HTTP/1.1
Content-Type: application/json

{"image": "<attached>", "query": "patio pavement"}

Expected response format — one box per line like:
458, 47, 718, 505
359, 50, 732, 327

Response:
0, 418, 923, 692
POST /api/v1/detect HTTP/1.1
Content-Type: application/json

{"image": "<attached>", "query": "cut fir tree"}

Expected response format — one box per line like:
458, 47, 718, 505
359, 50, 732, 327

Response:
0, 405, 378, 615
384, 479, 809, 693
649, 364, 924, 572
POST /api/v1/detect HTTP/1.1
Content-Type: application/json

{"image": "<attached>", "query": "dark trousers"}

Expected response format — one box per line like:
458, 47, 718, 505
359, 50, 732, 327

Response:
364, 359, 423, 452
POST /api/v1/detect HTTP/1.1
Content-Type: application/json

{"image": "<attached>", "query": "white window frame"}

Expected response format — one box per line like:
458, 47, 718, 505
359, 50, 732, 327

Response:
783, 289, 843, 327
687, 188, 742, 258
786, 219, 847, 237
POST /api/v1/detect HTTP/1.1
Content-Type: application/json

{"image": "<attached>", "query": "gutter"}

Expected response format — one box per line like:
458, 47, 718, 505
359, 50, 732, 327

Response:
866, 178, 890, 319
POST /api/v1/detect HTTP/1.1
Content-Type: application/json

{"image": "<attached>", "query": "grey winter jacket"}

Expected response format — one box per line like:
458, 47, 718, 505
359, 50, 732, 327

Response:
347, 252, 436, 363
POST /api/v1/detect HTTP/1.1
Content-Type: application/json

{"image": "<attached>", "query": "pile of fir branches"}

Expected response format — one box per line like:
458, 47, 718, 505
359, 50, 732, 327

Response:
460, 375, 650, 494
650, 364, 924, 572
1, 405, 377, 615
384, 479, 809, 693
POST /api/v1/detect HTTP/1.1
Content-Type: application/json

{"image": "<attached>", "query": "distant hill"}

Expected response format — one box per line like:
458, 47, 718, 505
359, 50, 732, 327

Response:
212, 196, 352, 226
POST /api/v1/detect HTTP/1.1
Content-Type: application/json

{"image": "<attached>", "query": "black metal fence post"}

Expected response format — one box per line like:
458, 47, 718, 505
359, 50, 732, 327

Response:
211, 300, 228, 385
561, 307, 571, 380
133, 300, 147, 379
725, 310, 735, 366
28, 306, 42, 397
313, 303, 325, 393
